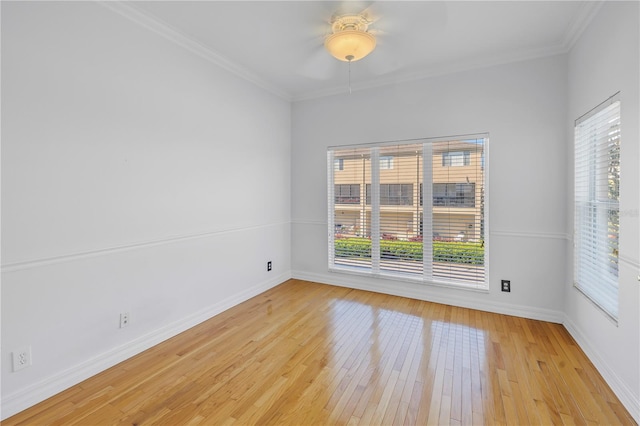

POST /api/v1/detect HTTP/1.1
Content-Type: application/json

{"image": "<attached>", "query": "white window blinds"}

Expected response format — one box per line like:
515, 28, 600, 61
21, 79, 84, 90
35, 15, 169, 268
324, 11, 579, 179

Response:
328, 136, 487, 289
574, 95, 620, 321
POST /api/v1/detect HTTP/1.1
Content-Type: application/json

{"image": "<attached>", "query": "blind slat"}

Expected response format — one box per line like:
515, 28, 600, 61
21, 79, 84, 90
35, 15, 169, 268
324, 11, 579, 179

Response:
329, 137, 486, 289
574, 98, 620, 320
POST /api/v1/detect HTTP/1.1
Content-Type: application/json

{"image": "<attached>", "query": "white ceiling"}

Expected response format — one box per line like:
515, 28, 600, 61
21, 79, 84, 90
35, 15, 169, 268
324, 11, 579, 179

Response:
121, 1, 601, 101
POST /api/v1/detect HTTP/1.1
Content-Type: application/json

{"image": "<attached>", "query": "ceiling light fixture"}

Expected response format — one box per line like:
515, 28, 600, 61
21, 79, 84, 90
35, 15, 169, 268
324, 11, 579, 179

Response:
324, 14, 376, 62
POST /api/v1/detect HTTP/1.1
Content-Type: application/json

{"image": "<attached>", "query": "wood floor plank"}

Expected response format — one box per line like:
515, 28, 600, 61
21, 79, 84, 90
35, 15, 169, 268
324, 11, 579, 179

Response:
4, 279, 635, 426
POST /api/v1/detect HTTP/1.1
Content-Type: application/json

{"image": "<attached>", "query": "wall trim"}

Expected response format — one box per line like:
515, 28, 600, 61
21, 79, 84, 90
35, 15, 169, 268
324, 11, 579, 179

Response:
292, 219, 326, 227
563, 315, 640, 423
562, 1, 605, 49
294, 48, 568, 102
490, 229, 569, 240
2, 221, 290, 273
96, 0, 601, 105
619, 254, 640, 269
97, 1, 290, 101
292, 270, 564, 324
0, 272, 292, 421
292, 220, 570, 241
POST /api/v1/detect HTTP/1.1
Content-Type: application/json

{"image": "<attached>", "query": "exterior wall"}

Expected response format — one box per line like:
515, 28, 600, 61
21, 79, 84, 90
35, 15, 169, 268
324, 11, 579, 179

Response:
333, 141, 484, 241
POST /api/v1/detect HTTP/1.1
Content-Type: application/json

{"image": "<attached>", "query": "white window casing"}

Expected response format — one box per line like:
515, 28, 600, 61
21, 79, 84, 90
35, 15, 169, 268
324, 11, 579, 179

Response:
328, 135, 488, 290
574, 94, 621, 321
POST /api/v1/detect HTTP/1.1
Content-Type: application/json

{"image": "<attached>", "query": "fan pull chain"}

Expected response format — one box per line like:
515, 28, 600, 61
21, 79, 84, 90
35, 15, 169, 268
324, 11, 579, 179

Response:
346, 55, 354, 94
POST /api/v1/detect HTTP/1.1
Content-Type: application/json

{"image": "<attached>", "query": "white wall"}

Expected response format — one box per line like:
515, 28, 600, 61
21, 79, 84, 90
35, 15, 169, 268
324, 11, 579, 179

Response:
564, 1, 640, 421
1, 2, 291, 418
3, 1, 637, 422
292, 54, 568, 321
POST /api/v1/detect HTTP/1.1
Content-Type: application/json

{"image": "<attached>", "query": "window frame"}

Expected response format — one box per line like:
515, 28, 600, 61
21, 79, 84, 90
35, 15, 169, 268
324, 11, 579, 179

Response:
573, 93, 620, 322
442, 151, 470, 167
380, 156, 394, 170
334, 184, 361, 204
327, 135, 489, 291
433, 183, 476, 207
366, 183, 414, 206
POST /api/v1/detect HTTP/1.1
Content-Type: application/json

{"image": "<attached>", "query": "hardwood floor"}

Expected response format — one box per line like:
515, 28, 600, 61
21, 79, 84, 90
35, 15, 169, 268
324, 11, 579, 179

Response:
4, 279, 635, 425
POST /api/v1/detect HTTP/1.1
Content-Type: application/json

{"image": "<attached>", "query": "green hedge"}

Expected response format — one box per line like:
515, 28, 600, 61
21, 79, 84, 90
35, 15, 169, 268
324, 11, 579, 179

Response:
433, 241, 484, 265
334, 238, 371, 258
334, 238, 484, 265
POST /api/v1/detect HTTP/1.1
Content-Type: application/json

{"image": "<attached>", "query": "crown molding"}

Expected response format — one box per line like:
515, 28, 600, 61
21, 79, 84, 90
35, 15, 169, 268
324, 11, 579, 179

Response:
293, 43, 568, 102
294, 1, 605, 102
98, 0, 604, 105
562, 0, 605, 50
98, 1, 292, 101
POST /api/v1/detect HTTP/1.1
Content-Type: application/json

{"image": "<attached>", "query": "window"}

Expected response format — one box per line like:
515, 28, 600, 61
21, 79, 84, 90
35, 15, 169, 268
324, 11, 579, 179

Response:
334, 158, 344, 171
380, 156, 394, 169
328, 136, 487, 289
366, 184, 413, 205
335, 184, 360, 204
574, 94, 620, 320
442, 151, 470, 167
433, 183, 476, 207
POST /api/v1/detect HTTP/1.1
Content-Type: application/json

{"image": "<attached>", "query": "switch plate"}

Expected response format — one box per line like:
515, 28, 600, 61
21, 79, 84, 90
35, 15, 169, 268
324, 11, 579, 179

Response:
501, 280, 511, 292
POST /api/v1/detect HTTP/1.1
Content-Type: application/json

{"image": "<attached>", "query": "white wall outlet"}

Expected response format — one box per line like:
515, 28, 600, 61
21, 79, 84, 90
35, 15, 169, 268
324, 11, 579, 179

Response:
120, 312, 130, 328
12, 346, 32, 372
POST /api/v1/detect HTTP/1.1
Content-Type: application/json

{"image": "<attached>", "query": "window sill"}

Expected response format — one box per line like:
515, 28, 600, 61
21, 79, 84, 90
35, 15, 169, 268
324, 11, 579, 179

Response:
329, 265, 490, 293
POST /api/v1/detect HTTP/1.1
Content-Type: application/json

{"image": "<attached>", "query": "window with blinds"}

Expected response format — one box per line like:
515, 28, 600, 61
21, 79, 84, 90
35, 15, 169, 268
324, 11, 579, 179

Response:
574, 95, 620, 321
328, 136, 487, 289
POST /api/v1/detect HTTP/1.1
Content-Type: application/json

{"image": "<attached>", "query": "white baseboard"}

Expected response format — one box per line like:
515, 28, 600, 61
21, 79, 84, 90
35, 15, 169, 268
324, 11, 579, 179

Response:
9, 272, 636, 423
0, 271, 291, 421
292, 270, 564, 323
563, 315, 640, 423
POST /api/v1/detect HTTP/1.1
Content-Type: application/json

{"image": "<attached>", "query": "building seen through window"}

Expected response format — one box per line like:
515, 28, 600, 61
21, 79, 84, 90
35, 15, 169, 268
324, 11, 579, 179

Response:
329, 138, 486, 288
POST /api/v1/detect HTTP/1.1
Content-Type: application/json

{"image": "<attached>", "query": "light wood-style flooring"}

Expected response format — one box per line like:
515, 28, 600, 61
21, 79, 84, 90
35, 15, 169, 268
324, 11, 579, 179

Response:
4, 279, 636, 425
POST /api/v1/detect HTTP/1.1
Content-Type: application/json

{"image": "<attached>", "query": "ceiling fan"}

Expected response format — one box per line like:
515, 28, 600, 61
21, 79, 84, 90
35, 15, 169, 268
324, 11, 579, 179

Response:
297, 2, 448, 83
324, 13, 377, 62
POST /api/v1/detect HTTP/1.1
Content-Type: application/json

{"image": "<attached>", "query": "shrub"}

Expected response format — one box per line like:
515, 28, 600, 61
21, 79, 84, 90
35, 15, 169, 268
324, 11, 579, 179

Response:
334, 237, 371, 258
433, 241, 484, 265
381, 240, 422, 261
334, 237, 484, 265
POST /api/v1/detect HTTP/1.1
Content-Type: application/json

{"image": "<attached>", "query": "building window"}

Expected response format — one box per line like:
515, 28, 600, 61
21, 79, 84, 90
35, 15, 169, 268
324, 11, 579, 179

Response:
335, 184, 360, 204
433, 183, 476, 207
574, 94, 620, 321
366, 184, 413, 206
380, 156, 394, 169
328, 136, 487, 289
442, 151, 470, 167
334, 158, 344, 171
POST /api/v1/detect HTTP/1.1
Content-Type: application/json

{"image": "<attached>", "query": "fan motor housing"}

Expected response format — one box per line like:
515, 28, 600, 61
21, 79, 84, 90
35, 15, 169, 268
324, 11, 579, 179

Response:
325, 14, 376, 62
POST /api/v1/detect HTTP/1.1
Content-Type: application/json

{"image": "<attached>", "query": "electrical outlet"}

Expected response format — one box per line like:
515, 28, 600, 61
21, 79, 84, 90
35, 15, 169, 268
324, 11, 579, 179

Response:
120, 312, 130, 328
501, 280, 511, 292
267, 261, 272, 272
12, 346, 32, 372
